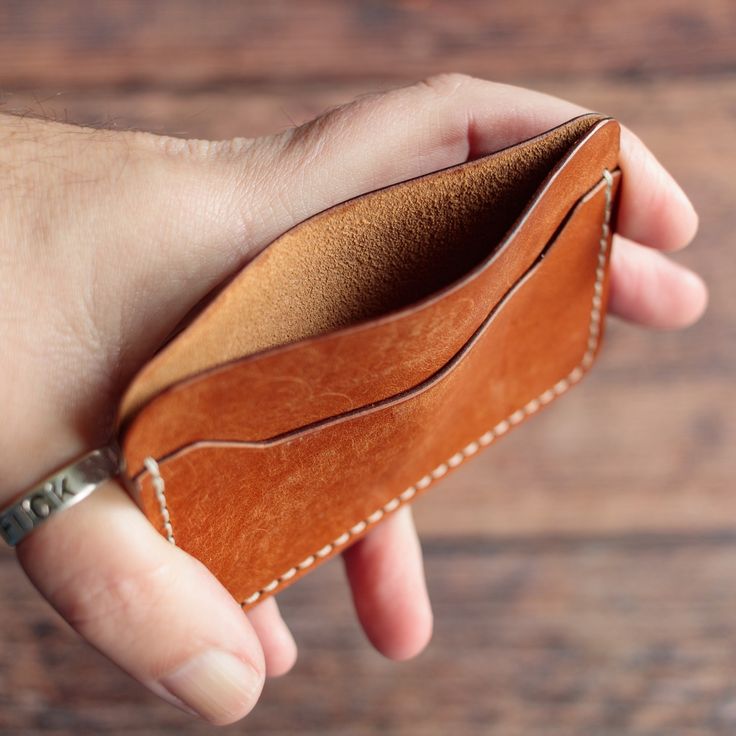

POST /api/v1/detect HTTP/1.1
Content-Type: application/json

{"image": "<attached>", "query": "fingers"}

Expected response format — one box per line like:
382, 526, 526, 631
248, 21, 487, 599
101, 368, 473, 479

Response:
234, 75, 697, 259
341, 506, 433, 661
16, 481, 265, 726
245, 597, 297, 677
608, 235, 708, 329
617, 127, 699, 252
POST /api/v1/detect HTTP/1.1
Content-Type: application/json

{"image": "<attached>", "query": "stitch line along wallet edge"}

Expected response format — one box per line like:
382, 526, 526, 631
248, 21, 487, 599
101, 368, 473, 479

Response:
117, 112, 622, 610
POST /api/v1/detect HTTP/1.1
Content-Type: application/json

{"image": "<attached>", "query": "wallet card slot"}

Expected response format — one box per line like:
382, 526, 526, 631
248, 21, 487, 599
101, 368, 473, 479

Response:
120, 114, 611, 425
130, 169, 619, 478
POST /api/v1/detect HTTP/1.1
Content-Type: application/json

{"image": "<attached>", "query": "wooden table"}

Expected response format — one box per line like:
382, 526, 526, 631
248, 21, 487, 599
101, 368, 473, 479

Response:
0, 2, 734, 733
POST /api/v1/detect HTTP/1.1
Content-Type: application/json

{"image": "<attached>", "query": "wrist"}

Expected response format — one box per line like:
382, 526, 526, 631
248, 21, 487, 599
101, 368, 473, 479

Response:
0, 117, 183, 499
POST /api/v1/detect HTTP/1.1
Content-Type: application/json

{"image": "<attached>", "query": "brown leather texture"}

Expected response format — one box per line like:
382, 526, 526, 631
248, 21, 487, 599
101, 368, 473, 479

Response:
117, 113, 621, 610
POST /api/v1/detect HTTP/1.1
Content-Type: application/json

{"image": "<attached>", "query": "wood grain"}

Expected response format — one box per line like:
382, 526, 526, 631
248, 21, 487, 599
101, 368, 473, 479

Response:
0, 0, 734, 87
0, 0, 734, 733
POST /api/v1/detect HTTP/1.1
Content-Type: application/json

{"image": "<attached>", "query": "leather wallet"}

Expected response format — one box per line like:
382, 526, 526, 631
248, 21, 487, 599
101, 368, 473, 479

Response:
117, 112, 621, 610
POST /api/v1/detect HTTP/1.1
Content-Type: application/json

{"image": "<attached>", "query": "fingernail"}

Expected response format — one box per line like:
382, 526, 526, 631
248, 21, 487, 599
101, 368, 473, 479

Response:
159, 650, 263, 724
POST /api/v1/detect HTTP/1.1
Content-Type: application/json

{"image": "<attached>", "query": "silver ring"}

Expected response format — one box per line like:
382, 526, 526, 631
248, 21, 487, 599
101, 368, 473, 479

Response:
0, 444, 123, 546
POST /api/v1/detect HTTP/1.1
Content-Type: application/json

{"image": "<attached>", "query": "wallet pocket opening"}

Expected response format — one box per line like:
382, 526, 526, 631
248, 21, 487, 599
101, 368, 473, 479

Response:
131, 167, 618, 474
119, 115, 607, 425
188, 117, 601, 358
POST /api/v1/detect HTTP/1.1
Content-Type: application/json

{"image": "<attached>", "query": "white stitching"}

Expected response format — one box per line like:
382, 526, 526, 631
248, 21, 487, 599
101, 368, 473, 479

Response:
143, 457, 175, 545
236, 169, 614, 607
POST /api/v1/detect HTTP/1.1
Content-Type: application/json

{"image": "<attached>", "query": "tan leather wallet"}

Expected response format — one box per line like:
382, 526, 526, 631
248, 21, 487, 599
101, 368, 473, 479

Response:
117, 112, 621, 610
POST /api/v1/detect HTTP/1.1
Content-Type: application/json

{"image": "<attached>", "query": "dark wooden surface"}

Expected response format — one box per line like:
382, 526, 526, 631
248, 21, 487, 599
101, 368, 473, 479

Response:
0, 2, 734, 734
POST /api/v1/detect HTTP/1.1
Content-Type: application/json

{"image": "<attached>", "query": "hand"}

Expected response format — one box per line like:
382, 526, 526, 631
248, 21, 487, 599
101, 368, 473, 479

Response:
0, 75, 706, 725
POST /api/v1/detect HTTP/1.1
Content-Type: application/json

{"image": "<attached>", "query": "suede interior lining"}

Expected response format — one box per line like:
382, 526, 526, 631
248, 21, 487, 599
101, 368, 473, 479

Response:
120, 114, 603, 422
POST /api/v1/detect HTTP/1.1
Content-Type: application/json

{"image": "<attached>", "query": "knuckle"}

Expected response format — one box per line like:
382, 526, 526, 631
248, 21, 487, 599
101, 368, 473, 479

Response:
269, 74, 476, 163
154, 132, 257, 164
278, 99, 357, 159
273, 85, 391, 164
151, 132, 217, 160
416, 72, 474, 98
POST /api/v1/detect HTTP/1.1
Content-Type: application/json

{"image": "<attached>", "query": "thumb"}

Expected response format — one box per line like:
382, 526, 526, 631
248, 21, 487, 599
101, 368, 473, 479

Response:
16, 480, 266, 725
